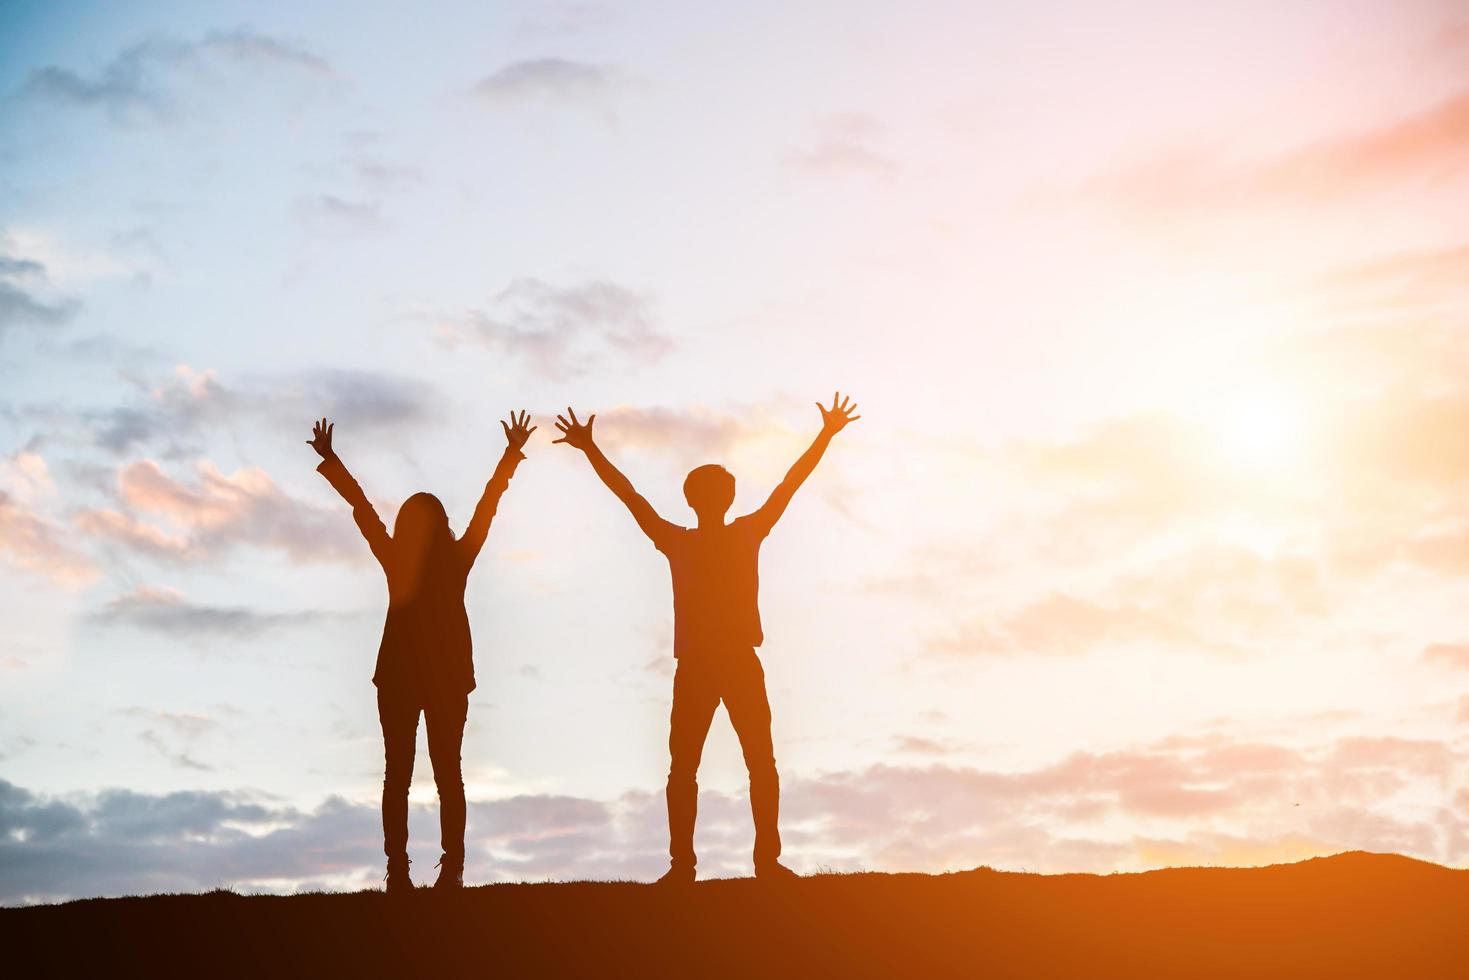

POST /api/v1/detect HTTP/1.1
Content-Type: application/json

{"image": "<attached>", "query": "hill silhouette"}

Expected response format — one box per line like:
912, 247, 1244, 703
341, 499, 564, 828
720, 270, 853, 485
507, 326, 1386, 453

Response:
2, 851, 1462, 978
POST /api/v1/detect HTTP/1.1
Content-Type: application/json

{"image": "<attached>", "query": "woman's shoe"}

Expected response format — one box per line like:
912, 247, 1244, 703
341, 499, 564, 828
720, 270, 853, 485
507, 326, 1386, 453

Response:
433, 854, 464, 890
654, 864, 696, 886
385, 855, 413, 894
754, 860, 798, 880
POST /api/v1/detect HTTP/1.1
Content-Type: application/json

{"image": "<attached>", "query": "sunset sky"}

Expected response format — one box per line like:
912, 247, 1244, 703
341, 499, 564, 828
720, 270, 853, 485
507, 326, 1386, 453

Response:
3, 0, 1469, 903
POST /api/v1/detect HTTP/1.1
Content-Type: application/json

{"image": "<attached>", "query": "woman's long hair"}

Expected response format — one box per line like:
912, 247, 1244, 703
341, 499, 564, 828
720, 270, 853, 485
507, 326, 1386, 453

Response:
392, 492, 456, 594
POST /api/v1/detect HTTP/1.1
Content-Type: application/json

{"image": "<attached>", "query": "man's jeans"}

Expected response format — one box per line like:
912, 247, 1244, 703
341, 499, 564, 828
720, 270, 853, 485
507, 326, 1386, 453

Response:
666, 648, 781, 871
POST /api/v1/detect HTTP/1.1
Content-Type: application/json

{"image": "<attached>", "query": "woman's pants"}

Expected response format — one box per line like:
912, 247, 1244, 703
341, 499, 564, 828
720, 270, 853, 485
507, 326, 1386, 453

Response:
377, 688, 469, 861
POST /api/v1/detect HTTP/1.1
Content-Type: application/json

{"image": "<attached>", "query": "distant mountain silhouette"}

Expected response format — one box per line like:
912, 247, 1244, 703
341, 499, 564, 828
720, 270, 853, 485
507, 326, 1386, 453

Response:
3, 852, 1463, 978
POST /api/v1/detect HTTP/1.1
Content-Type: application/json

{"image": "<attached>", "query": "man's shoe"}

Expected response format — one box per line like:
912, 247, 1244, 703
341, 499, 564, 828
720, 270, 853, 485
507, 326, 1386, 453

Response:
433, 854, 464, 890
385, 856, 413, 894
654, 864, 695, 886
755, 860, 798, 881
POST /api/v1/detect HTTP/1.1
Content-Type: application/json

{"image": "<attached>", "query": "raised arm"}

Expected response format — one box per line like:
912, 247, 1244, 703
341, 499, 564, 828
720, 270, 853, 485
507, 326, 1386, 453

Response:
554, 408, 676, 543
308, 417, 391, 567
460, 410, 534, 566
749, 392, 860, 533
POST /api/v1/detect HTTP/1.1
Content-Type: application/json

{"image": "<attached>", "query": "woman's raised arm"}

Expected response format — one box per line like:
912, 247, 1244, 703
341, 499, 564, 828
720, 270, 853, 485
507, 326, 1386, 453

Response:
309, 417, 391, 566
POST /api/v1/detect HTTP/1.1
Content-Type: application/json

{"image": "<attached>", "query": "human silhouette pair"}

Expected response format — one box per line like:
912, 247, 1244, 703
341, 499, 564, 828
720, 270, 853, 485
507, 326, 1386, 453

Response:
308, 394, 860, 891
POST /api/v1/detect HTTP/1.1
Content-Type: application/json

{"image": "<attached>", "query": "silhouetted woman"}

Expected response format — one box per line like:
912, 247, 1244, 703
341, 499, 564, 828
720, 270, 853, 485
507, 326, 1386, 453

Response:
308, 411, 535, 892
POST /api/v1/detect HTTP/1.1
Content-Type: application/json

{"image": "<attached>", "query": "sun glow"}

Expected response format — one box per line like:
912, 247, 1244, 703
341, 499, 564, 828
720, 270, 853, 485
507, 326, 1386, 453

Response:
1200, 382, 1309, 474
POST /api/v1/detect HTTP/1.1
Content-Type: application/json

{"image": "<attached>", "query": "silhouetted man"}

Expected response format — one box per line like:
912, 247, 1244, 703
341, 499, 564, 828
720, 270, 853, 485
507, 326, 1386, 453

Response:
554, 393, 860, 883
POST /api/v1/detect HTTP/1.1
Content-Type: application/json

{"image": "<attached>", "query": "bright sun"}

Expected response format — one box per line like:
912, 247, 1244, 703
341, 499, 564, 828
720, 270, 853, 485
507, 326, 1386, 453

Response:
1202, 383, 1308, 473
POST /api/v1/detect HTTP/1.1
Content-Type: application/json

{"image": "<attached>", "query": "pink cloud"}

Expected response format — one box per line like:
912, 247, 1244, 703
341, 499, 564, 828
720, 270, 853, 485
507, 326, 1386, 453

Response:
75, 458, 358, 565
73, 507, 191, 558
930, 592, 1212, 657
0, 453, 97, 586
1086, 89, 1469, 215
0, 490, 98, 586
587, 405, 765, 459
1422, 643, 1469, 669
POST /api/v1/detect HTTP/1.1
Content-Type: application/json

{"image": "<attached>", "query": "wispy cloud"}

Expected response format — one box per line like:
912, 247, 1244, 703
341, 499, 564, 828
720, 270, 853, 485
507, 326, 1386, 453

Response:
472, 58, 623, 106
588, 405, 760, 458
929, 592, 1212, 658
122, 707, 221, 771
1086, 89, 1469, 214
91, 586, 332, 639
1421, 643, 1469, 669
18, 29, 334, 124
295, 195, 384, 234
0, 244, 79, 342
787, 114, 898, 177
431, 279, 673, 380
23, 364, 434, 458
0, 283, 75, 340
513, 4, 616, 41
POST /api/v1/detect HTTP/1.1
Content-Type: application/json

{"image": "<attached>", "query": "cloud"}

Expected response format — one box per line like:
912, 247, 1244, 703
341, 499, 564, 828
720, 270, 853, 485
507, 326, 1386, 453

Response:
3, 724, 1461, 903
0, 283, 76, 338
19, 30, 333, 124
1433, 20, 1469, 59
513, 4, 616, 40
295, 195, 384, 234
1087, 89, 1469, 214
0, 492, 98, 585
0, 453, 97, 586
75, 458, 359, 565
32, 364, 433, 457
929, 592, 1212, 657
0, 780, 621, 904
927, 542, 1332, 654
0, 257, 44, 279
432, 279, 673, 380
90, 586, 331, 639
787, 114, 898, 177
890, 735, 957, 756
122, 708, 223, 769
0, 244, 79, 341
190, 30, 332, 74
137, 730, 212, 771
472, 58, 622, 105
351, 160, 422, 190
121, 708, 221, 772
123, 707, 219, 740
70, 507, 190, 558
929, 543, 1328, 660
5, 365, 432, 581
0, 228, 148, 288
1422, 643, 1469, 669
589, 405, 759, 458
1317, 243, 1469, 313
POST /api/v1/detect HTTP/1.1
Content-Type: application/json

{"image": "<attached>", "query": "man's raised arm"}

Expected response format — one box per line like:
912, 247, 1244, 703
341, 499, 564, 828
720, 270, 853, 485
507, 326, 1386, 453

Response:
554, 407, 675, 542
750, 392, 860, 533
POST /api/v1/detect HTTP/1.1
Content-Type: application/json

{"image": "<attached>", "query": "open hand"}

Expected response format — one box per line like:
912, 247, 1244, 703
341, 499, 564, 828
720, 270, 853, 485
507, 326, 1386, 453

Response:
552, 408, 596, 450
817, 392, 860, 435
501, 410, 537, 452
307, 417, 335, 460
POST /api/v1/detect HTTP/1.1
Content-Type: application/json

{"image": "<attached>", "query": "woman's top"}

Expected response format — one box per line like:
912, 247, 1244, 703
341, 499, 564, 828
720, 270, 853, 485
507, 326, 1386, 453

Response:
316, 448, 524, 697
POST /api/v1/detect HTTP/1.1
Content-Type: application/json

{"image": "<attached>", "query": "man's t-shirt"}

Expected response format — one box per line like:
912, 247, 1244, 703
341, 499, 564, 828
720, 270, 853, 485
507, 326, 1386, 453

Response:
650, 514, 774, 658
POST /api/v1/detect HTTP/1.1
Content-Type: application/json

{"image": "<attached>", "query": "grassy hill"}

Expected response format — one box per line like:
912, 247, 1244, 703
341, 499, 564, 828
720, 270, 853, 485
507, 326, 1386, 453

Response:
3, 851, 1464, 978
